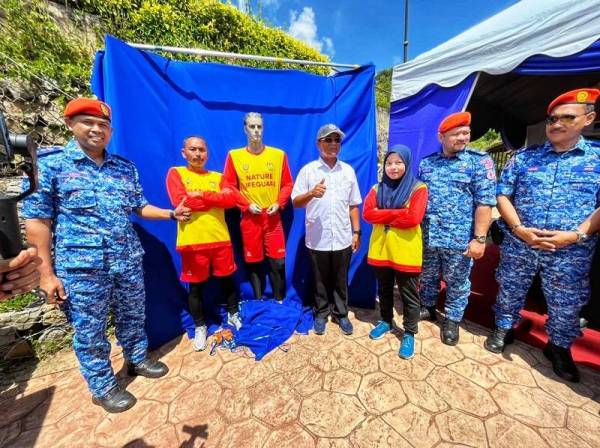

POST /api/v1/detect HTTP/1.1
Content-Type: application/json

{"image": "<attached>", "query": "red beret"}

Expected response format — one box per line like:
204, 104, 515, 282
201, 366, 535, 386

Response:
547, 88, 600, 114
438, 112, 471, 133
64, 98, 111, 121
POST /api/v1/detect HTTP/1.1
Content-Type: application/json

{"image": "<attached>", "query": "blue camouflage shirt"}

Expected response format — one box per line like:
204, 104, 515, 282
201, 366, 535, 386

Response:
21, 139, 149, 272
497, 137, 600, 232
419, 148, 497, 250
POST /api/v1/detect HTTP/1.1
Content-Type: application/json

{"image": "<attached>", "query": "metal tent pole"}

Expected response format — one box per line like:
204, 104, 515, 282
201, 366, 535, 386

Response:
403, 0, 409, 62
127, 42, 360, 70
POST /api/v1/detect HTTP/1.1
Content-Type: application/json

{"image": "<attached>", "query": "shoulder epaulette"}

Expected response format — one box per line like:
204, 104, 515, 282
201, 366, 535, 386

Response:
466, 148, 488, 156
112, 154, 135, 165
422, 151, 438, 160
507, 145, 540, 158
37, 146, 63, 157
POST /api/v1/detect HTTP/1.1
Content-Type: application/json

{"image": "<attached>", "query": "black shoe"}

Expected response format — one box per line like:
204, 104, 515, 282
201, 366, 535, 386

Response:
127, 358, 169, 379
543, 343, 579, 383
441, 319, 459, 346
419, 306, 437, 322
484, 327, 514, 353
92, 385, 136, 413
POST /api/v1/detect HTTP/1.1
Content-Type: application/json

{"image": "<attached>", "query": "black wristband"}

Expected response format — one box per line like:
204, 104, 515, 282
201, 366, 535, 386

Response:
169, 210, 176, 221
353, 229, 362, 236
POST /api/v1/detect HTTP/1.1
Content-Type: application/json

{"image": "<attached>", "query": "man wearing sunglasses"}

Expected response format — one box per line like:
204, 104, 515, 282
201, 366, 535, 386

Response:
291, 124, 362, 336
485, 88, 599, 383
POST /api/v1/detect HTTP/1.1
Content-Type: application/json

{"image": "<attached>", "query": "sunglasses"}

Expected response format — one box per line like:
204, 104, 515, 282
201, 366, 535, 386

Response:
545, 113, 588, 125
320, 137, 342, 143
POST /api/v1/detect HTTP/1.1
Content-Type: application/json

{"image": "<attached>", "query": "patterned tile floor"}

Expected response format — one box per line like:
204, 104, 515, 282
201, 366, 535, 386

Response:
1, 308, 599, 447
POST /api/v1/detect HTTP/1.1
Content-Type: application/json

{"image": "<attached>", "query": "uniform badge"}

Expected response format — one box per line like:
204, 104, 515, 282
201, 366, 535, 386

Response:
100, 104, 110, 117
576, 91, 589, 103
266, 161, 274, 172
242, 163, 249, 172
209, 181, 217, 189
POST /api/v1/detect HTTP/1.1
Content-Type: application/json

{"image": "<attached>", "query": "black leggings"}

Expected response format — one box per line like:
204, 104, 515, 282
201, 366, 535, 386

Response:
374, 267, 420, 334
246, 257, 286, 300
188, 275, 239, 327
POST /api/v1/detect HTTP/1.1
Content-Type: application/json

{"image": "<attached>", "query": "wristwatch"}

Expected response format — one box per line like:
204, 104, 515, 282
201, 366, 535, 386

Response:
575, 230, 589, 243
169, 210, 176, 221
353, 229, 362, 236
474, 235, 487, 244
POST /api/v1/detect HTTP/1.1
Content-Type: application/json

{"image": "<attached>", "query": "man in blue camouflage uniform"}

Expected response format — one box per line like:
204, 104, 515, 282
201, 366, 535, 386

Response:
22, 98, 191, 412
485, 88, 600, 383
419, 112, 497, 345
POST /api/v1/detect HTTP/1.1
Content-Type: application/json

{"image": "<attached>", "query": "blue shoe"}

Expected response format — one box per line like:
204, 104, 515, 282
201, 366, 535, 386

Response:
314, 318, 327, 335
399, 333, 415, 359
339, 317, 354, 335
369, 321, 391, 340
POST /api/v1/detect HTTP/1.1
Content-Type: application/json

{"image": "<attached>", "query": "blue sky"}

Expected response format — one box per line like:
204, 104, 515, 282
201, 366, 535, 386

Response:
234, 0, 519, 70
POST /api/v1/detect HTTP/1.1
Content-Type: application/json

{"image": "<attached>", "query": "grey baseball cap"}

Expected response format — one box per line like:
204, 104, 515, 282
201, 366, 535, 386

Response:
317, 123, 345, 140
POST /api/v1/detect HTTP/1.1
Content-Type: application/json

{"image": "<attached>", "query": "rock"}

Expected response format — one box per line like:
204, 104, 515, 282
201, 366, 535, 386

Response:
0, 326, 18, 346
38, 107, 64, 128
3, 338, 34, 360
41, 304, 68, 326
38, 326, 71, 343
0, 302, 44, 331
1, 79, 37, 101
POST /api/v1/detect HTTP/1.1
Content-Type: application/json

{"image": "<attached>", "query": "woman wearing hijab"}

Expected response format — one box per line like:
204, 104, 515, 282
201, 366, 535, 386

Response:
363, 144, 428, 359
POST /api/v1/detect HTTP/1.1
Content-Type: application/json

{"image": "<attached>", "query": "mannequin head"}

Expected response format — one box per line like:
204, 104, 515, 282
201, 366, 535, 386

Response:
244, 112, 264, 145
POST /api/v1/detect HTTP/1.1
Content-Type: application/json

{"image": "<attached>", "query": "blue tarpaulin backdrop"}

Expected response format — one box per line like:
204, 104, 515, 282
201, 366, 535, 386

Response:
91, 36, 377, 358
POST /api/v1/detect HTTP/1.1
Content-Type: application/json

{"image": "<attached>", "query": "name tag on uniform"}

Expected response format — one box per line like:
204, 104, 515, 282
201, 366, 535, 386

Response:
525, 166, 546, 173
571, 164, 600, 173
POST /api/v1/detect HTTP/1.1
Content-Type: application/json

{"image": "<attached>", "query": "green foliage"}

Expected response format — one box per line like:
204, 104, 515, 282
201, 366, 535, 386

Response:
32, 332, 74, 360
0, 0, 95, 94
0, 293, 39, 313
0, 0, 330, 99
470, 129, 501, 150
375, 68, 392, 110
71, 0, 330, 73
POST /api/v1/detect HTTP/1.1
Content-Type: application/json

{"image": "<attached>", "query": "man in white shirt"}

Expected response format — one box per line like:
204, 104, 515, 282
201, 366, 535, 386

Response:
292, 124, 362, 335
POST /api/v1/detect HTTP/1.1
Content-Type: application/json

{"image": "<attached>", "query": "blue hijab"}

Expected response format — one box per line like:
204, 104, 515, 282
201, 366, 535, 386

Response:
376, 144, 418, 209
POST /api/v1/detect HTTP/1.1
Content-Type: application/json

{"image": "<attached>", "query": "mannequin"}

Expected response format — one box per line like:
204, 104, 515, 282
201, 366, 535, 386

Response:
222, 113, 294, 300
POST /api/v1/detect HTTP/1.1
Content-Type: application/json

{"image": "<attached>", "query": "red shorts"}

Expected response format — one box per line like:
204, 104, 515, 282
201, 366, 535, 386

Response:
240, 212, 286, 263
180, 245, 236, 283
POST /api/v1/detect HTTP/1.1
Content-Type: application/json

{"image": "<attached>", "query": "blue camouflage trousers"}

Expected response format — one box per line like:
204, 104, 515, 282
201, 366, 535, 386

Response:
421, 246, 473, 322
60, 263, 148, 398
495, 235, 593, 348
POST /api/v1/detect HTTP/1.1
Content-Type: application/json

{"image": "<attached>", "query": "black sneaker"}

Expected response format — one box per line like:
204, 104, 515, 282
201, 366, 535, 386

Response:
543, 343, 580, 383
127, 358, 168, 379
419, 306, 437, 322
441, 318, 459, 345
484, 327, 514, 353
92, 385, 136, 413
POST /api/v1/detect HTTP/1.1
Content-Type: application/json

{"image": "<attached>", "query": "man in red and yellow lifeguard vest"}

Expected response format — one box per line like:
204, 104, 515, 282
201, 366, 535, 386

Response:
166, 136, 242, 352
222, 112, 293, 301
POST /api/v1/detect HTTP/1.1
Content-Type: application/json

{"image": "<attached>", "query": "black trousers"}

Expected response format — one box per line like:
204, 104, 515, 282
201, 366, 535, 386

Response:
188, 275, 239, 327
374, 266, 420, 334
309, 246, 352, 320
246, 257, 286, 300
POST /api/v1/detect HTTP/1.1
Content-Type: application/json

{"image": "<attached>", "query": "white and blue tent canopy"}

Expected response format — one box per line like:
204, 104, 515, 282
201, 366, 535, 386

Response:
389, 0, 600, 165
